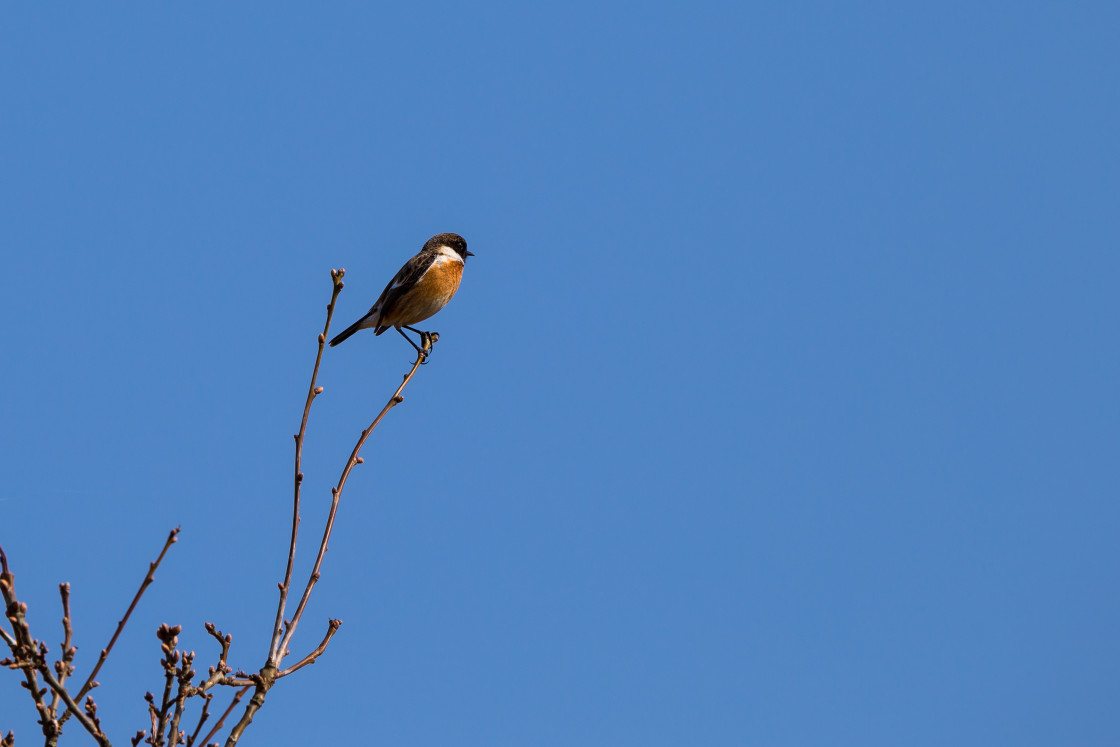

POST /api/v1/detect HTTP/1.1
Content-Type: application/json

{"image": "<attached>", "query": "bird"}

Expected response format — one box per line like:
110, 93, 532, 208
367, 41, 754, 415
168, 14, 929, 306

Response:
329, 232, 473, 359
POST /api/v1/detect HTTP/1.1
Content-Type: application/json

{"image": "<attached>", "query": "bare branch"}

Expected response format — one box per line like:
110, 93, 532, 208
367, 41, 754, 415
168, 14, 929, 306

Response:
48, 583, 76, 720
184, 692, 212, 747
3, 271, 435, 747
195, 623, 235, 694
145, 692, 159, 744
225, 328, 436, 747
278, 332, 435, 661
0, 546, 17, 647
167, 648, 196, 747
151, 623, 184, 746
204, 624, 231, 665
202, 684, 249, 747
220, 676, 266, 747
276, 619, 341, 678
16, 667, 52, 743
84, 697, 104, 741
268, 269, 346, 667
62, 528, 180, 726
37, 664, 109, 746
0, 545, 60, 743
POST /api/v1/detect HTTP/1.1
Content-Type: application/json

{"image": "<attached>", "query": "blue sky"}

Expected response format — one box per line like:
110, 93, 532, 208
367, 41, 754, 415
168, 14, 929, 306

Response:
2, 3, 1118, 745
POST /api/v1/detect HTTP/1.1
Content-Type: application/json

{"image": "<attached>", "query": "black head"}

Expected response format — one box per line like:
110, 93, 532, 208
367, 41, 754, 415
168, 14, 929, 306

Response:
425, 232, 473, 259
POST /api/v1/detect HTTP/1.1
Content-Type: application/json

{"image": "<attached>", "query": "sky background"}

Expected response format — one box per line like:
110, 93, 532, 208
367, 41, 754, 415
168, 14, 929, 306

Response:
2, 3, 1118, 745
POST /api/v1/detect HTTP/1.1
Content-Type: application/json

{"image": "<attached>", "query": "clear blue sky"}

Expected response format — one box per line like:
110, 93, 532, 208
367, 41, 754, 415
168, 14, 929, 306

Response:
2, 3, 1118, 745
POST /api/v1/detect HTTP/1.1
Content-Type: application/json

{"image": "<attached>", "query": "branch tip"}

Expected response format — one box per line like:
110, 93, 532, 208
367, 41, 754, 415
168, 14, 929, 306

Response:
60, 527, 181, 726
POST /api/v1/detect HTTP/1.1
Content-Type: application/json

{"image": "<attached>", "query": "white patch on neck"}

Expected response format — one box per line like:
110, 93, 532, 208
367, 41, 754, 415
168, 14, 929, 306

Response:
436, 245, 464, 263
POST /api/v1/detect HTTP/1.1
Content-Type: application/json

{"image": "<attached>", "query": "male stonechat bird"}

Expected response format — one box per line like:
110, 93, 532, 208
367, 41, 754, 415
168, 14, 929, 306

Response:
329, 232, 472, 359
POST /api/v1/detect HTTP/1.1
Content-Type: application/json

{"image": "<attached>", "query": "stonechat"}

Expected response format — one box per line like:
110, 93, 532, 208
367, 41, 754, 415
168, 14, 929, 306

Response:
329, 232, 473, 358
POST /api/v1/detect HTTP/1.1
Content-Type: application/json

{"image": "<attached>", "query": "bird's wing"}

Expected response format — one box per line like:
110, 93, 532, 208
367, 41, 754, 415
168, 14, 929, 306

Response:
365, 250, 437, 325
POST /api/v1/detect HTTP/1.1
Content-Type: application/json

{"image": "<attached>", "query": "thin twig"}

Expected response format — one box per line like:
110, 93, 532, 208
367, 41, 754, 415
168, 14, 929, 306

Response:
84, 697, 105, 743
268, 268, 346, 667
0, 545, 59, 742
167, 649, 196, 747
199, 685, 249, 747
61, 528, 180, 726
49, 583, 76, 720
152, 624, 184, 746
37, 664, 110, 746
205, 623, 231, 665
277, 333, 434, 661
145, 692, 159, 744
196, 623, 236, 694
225, 332, 436, 747
185, 692, 213, 747
156, 664, 175, 744
276, 619, 341, 678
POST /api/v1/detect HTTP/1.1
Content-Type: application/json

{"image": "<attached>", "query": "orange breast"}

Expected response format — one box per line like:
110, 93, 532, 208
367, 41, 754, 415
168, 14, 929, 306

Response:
385, 259, 463, 327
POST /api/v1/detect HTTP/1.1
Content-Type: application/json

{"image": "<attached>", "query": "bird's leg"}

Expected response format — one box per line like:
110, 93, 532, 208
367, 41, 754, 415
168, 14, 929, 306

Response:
396, 326, 430, 364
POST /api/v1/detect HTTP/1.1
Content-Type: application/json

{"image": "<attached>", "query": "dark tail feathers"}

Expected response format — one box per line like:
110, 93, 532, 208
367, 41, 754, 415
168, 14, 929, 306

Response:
329, 319, 365, 347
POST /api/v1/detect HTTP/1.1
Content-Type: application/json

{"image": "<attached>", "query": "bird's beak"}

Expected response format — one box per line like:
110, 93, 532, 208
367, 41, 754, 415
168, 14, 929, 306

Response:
465, 250, 475, 257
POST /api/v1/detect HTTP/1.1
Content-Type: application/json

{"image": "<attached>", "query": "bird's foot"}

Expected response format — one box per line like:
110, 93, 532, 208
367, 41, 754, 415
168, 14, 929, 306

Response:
409, 331, 437, 365
418, 331, 438, 364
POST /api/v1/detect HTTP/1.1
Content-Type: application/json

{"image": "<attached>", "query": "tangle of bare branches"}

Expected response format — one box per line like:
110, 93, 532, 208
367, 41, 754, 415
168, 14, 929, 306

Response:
1, 268, 437, 746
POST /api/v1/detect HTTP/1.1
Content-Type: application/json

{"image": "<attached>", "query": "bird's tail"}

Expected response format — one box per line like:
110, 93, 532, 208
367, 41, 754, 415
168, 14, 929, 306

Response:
329, 318, 367, 347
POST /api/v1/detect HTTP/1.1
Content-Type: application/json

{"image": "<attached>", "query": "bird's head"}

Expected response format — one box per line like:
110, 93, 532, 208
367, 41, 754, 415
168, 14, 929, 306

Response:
426, 232, 473, 260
